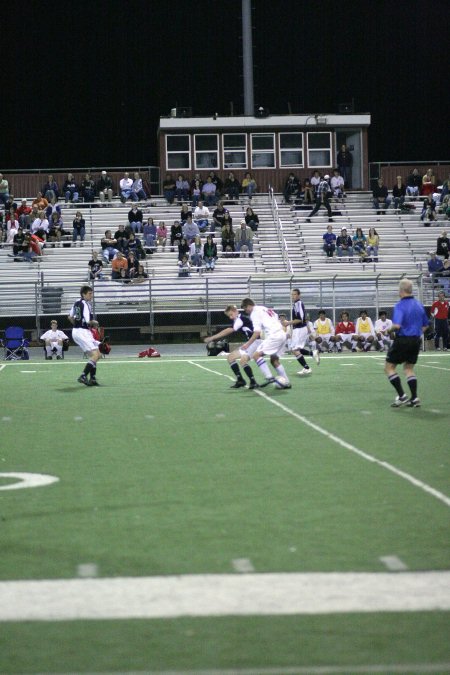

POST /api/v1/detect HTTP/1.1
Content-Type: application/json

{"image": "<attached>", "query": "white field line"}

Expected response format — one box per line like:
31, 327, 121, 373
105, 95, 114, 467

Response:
418, 364, 450, 372
379, 556, 408, 571
1, 571, 449, 622
0, 364, 6, 372
232, 558, 255, 573
189, 362, 450, 509
34, 665, 450, 675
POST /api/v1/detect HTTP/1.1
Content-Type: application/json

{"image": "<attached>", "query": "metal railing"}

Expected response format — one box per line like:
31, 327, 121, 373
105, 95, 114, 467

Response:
268, 186, 294, 274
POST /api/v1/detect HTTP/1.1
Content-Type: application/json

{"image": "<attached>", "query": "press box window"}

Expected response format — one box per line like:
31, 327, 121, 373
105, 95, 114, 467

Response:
223, 133, 247, 168
166, 135, 191, 170
251, 133, 275, 168
307, 132, 332, 167
194, 134, 219, 169
279, 132, 304, 167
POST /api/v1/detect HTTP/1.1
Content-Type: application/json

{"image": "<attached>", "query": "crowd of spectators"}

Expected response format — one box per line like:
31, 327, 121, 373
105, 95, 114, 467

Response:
163, 170, 257, 206
321, 224, 380, 262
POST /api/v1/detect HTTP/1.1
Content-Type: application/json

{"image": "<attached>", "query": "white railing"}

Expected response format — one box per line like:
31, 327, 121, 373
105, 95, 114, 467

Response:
268, 186, 294, 274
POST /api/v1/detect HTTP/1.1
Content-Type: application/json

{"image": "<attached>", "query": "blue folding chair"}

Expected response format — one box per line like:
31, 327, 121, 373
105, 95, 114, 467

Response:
1, 326, 30, 360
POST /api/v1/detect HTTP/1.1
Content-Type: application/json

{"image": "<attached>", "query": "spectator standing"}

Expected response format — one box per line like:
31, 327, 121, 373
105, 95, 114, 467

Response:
221, 220, 235, 256
431, 291, 449, 350
337, 144, 353, 189
178, 254, 191, 277
306, 175, 333, 222
191, 179, 202, 207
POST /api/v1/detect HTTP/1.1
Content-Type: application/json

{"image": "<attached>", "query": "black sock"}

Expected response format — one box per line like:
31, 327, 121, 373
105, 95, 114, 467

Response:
300, 348, 312, 356
83, 362, 94, 377
388, 374, 404, 397
243, 364, 255, 382
230, 361, 244, 381
407, 376, 417, 399
296, 355, 308, 368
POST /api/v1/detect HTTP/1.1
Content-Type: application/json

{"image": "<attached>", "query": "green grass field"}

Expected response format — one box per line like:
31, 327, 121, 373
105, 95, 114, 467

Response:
0, 350, 449, 674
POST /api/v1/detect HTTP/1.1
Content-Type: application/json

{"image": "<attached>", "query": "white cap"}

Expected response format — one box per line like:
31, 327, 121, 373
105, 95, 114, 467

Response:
324, 174, 330, 180
102, 170, 107, 175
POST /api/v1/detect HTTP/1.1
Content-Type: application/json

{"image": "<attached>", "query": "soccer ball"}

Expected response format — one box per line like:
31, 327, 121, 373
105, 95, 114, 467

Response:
274, 376, 289, 389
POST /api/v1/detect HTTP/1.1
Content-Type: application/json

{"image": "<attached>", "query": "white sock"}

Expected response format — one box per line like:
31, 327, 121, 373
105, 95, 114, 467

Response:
256, 358, 272, 379
275, 364, 289, 381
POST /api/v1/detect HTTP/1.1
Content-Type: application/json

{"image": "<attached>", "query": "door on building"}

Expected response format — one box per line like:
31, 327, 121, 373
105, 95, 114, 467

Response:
335, 129, 362, 189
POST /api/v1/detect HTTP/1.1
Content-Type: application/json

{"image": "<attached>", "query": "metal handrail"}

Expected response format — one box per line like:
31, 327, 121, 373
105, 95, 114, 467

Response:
268, 186, 294, 274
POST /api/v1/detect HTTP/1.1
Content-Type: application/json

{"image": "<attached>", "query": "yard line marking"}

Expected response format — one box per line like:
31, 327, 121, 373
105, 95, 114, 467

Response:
20, 370, 36, 373
39, 664, 450, 674
379, 555, 408, 571
418, 364, 450, 372
0, 472, 59, 491
425, 361, 439, 364
339, 363, 355, 366
189, 361, 450, 509
360, 410, 372, 415
0, 364, 6, 373
74, 416, 83, 421
232, 558, 255, 573
1, 571, 449, 621
2, 416, 12, 422
77, 563, 98, 578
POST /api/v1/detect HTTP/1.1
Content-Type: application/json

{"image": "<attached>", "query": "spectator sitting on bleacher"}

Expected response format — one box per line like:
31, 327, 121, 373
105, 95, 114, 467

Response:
221, 220, 235, 256
223, 211, 233, 232
366, 227, 380, 261
101, 229, 119, 262
81, 172, 96, 202
163, 173, 176, 204
128, 203, 143, 233
178, 254, 191, 277
442, 194, 450, 220
190, 235, 204, 272
18, 231, 43, 262
235, 219, 254, 258
202, 176, 217, 206
352, 309, 376, 352
283, 173, 299, 204
0, 173, 10, 205
352, 227, 367, 260
111, 251, 128, 279
119, 172, 134, 202
175, 174, 190, 203
63, 174, 79, 203
88, 251, 104, 280
131, 172, 147, 201
330, 169, 345, 201
127, 232, 145, 260
212, 201, 228, 233
17, 200, 32, 229
45, 196, 62, 223
114, 223, 130, 252
224, 172, 241, 202
182, 215, 200, 244
406, 168, 422, 197
322, 224, 336, 259
439, 259, 450, 293
143, 217, 157, 253
191, 179, 202, 207
392, 176, 407, 211
427, 251, 444, 279
97, 171, 114, 203
310, 170, 320, 190
32, 192, 49, 211
126, 251, 140, 277
421, 168, 436, 196
72, 211, 85, 244
170, 220, 183, 251
194, 201, 210, 233
301, 178, 315, 205
203, 234, 217, 271
372, 178, 391, 214
31, 210, 49, 239
177, 237, 190, 262
245, 206, 259, 232
42, 175, 59, 202
242, 172, 257, 200
135, 263, 148, 280
336, 228, 354, 261
420, 196, 437, 224
48, 212, 66, 245
157, 221, 167, 250
209, 171, 223, 199
180, 203, 192, 223
12, 226, 26, 256
436, 230, 449, 259
6, 211, 19, 245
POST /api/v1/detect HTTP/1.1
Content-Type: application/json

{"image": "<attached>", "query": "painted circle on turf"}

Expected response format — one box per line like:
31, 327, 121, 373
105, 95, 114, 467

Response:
0, 472, 60, 491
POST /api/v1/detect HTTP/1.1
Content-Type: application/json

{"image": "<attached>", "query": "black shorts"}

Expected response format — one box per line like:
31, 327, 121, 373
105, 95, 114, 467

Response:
386, 336, 421, 365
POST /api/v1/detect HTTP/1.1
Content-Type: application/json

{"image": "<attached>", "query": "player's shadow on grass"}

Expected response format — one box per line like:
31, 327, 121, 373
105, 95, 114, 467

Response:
57, 386, 91, 393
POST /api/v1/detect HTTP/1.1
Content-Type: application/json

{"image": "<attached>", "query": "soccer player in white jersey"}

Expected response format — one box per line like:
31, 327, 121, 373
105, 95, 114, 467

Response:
40, 320, 69, 359
204, 305, 260, 389
374, 310, 393, 352
240, 298, 291, 388
68, 285, 102, 386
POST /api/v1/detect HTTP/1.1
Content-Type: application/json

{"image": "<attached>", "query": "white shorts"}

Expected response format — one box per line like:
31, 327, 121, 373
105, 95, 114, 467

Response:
72, 328, 100, 354
336, 333, 353, 343
357, 332, 373, 340
316, 333, 333, 342
257, 331, 287, 357
290, 326, 310, 350
239, 339, 262, 359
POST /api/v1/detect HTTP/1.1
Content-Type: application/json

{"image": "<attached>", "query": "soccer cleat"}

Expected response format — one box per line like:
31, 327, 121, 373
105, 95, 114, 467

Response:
248, 381, 259, 389
297, 368, 312, 376
313, 349, 320, 364
230, 379, 246, 389
77, 374, 89, 386
391, 394, 408, 407
406, 398, 421, 407
88, 377, 100, 386
56, 355, 62, 360
274, 377, 291, 389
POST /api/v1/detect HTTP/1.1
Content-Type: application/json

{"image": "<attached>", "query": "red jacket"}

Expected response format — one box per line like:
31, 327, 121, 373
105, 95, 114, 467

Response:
431, 300, 449, 320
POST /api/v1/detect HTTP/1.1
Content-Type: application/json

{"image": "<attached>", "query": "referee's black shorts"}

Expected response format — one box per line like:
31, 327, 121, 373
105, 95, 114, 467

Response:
386, 336, 421, 365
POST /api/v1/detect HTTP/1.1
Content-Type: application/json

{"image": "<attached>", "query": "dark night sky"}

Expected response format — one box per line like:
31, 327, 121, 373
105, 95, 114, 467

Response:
4, 0, 449, 170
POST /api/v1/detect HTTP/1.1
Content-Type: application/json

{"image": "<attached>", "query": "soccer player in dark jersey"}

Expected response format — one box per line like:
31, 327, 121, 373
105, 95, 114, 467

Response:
204, 305, 260, 389
385, 278, 429, 408
281, 288, 320, 376
68, 285, 102, 386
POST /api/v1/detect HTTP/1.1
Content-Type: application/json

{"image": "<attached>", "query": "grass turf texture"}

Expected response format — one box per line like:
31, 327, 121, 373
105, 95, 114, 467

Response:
0, 354, 449, 672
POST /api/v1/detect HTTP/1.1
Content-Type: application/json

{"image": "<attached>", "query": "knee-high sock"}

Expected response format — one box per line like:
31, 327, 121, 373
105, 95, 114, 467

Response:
388, 374, 404, 397
256, 357, 272, 379
407, 376, 417, 399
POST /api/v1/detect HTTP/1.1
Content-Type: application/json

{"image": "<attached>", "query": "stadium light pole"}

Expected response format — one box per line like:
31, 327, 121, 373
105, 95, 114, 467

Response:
242, 0, 254, 116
